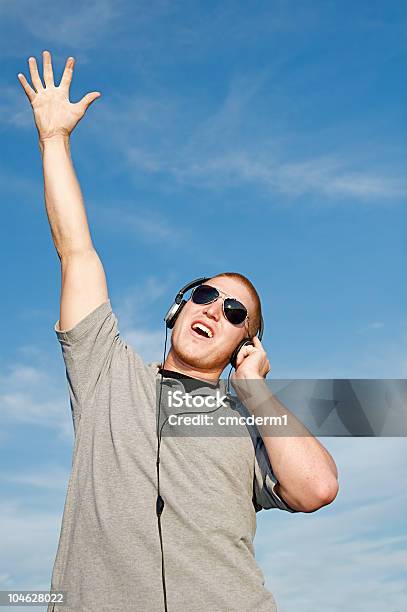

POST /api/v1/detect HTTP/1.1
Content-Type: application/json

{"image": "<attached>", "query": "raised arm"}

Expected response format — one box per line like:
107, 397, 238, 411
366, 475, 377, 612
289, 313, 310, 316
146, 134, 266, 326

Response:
18, 50, 108, 331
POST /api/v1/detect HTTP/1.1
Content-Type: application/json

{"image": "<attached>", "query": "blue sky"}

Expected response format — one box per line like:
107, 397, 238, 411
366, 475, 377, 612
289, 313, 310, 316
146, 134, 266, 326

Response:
1, 0, 406, 610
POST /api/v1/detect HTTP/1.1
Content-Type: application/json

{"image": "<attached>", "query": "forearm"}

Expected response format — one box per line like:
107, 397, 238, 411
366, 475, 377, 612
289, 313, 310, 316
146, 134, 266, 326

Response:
233, 378, 339, 511
39, 135, 94, 259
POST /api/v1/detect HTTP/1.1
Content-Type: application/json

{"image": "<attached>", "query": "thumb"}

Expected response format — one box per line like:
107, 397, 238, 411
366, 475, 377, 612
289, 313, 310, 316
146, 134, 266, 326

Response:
78, 91, 101, 113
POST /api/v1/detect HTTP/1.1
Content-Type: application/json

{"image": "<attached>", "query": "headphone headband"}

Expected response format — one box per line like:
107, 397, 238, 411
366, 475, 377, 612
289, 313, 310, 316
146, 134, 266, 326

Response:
174, 277, 210, 303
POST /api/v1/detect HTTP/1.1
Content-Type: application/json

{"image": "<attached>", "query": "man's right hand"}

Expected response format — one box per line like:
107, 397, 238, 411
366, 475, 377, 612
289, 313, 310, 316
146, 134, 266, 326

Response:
17, 50, 101, 141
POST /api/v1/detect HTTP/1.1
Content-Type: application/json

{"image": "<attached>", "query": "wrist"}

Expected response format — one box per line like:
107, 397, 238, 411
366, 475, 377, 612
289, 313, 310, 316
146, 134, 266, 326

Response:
38, 133, 70, 157
39, 132, 70, 148
233, 371, 264, 381
39, 132, 70, 145
231, 376, 270, 409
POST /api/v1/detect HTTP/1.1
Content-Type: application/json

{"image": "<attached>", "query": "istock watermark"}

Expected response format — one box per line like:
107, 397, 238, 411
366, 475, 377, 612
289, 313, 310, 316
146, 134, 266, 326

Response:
156, 378, 407, 438
167, 389, 228, 409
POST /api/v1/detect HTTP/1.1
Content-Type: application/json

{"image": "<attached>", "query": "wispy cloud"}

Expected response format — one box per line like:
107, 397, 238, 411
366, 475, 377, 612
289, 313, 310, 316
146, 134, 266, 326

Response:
273, 337, 407, 379
0, 358, 73, 439
270, 157, 407, 199
89, 200, 181, 245
368, 321, 384, 329
114, 275, 170, 327
170, 152, 407, 200
82, 80, 407, 203
0, 0, 123, 55
121, 328, 164, 365
0, 279, 172, 439
0, 466, 70, 492
358, 321, 385, 334
113, 276, 171, 364
257, 437, 407, 611
0, 500, 61, 591
8, 28, 406, 205
0, 165, 41, 202
0, 86, 34, 129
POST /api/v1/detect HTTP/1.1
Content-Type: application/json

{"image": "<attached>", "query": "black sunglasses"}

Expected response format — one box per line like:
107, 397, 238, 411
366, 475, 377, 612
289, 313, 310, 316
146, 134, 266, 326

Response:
190, 284, 249, 326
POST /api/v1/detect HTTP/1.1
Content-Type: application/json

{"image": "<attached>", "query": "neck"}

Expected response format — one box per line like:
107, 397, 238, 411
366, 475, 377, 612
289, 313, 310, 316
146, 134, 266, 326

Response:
162, 349, 223, 384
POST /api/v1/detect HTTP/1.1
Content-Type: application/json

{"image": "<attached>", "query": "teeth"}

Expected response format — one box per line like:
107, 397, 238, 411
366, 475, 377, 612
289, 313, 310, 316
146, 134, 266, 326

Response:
193, 322, 213, 338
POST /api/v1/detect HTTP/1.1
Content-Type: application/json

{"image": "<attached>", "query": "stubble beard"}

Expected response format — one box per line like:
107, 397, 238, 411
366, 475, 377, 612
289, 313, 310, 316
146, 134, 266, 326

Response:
173, 340, 228, 372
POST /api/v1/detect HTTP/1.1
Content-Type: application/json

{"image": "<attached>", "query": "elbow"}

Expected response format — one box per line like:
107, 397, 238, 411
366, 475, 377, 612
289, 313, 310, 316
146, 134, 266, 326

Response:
319, 478, 339, 506
301, 478, 340, 513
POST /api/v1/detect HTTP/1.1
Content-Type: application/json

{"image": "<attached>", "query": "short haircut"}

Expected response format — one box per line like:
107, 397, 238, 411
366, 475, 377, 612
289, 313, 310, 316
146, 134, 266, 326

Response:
210, 272, 262, 338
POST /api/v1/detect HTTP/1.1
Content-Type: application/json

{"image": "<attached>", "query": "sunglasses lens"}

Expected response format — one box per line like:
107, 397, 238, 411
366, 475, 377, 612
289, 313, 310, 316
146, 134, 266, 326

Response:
191, 284, 219, 304
224, 299, 247, 325
191, 285, 248, 325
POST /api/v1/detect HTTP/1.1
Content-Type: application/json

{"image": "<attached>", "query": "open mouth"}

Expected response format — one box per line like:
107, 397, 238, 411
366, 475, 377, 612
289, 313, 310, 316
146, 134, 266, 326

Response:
191, 322, 214, 339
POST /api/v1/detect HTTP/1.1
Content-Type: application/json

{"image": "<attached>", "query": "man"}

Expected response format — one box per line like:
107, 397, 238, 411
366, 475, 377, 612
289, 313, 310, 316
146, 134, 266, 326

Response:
18, 51, 339, 612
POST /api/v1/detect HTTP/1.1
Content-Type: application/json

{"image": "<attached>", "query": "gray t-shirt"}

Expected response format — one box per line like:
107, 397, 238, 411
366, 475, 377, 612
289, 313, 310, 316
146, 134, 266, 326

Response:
49, 300, 299, 612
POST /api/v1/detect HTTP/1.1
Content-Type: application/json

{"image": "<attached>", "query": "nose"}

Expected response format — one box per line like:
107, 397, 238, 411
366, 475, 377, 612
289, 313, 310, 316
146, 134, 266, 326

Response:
202, 299, 222, 322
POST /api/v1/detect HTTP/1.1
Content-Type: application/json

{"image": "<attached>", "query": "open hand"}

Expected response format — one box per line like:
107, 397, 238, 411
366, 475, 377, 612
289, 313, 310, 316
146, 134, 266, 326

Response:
17, 50, 101, 141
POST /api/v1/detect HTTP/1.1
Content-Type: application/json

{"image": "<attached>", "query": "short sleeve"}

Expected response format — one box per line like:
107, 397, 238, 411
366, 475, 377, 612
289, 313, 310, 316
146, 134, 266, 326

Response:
253, 434, 300, 513
228, 394, 300, 513
54, 300, 121, 431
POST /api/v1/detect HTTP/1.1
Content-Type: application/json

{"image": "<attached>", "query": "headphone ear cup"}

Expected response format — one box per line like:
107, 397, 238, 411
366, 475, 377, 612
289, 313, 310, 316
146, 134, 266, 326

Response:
230, 338, 253, 369
165, 299, 186, 329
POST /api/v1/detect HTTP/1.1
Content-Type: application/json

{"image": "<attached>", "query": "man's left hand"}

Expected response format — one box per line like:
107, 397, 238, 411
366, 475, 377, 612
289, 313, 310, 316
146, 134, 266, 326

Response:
231, 336, 271, 381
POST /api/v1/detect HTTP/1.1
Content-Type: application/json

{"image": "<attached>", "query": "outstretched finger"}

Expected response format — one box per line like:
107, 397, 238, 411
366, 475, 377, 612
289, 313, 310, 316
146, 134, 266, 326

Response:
75, 91, 102, 114
28, 56, 44, 93
42, 50, 55, 88
17, 72, 36, 104
59, 56, 75, 93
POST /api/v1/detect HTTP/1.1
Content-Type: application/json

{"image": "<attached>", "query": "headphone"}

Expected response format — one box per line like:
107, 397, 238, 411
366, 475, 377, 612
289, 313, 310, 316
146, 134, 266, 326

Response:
164, 276, 264, 369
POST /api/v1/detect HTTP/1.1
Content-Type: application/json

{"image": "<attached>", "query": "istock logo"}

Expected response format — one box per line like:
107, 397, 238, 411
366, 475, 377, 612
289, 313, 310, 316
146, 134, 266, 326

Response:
167, 390, 228, 409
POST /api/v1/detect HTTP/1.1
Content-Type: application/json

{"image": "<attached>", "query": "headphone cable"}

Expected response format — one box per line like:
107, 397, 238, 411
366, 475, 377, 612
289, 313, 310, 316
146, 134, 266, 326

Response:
156, 325, 169, 612
156, 326, 232, 612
